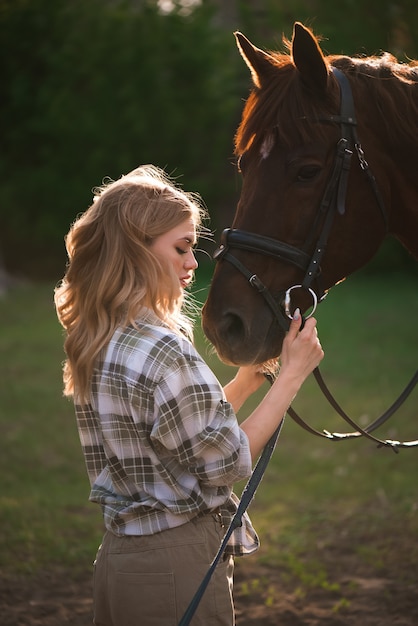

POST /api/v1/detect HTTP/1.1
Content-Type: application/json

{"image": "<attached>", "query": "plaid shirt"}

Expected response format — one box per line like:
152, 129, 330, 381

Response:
75, 309, 259, 556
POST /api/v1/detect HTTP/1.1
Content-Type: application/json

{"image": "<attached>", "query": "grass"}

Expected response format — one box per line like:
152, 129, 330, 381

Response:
0, 283, 103, 575
0, 268, 417, 587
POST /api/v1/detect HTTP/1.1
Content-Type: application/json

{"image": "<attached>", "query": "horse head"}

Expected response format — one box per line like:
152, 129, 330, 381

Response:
202, 22, 418, 365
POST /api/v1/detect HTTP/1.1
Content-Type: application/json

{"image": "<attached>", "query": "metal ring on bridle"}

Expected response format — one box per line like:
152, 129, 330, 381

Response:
284, 285, 318, 320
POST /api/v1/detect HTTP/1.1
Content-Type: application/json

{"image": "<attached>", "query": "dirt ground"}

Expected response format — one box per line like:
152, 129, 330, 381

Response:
1, 546, 417, 626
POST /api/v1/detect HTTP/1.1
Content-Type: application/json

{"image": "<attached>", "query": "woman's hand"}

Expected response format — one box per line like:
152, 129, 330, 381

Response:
240, 309, 324, 461
278, 309, 324, 385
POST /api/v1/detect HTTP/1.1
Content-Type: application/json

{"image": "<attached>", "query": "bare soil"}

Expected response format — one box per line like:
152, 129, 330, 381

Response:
1, 543, 417, 626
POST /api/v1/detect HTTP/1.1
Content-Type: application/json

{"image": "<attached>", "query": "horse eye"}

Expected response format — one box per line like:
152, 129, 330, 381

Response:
297, 165, 321, 182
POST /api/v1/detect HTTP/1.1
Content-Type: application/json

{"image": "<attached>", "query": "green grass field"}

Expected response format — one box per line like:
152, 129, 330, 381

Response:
1, 267, 417, 588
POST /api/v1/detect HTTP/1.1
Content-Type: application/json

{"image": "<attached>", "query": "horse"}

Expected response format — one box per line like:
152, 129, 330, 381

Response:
202, 21, 418, 366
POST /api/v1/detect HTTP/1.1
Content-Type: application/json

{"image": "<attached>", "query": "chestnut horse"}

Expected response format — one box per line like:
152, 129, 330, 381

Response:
202, 22, 418, 366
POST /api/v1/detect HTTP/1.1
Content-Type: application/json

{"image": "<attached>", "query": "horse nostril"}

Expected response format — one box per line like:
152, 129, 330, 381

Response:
222, 312, 246, 343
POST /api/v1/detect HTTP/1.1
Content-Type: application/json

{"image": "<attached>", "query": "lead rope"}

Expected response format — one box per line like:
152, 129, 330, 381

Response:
177, 373, 281, 626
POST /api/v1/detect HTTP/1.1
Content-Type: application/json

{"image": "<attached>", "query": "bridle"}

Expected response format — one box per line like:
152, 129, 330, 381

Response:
213, 67, 418, 450
214, 68, 387, 332
178, 67, 417, 626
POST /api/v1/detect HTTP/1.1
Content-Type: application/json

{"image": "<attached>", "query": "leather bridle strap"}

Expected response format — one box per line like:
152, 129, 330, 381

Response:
327, 68, 388, 228
215, 228, 311, 271
301, 135, 353, 291
216, 248, 291, 332
287, 368, 418, 450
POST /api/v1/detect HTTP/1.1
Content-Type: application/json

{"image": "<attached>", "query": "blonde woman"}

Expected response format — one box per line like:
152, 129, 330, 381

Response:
55, 165, 323, 626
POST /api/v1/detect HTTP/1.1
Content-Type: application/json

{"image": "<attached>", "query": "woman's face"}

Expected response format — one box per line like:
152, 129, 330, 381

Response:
150, 217, 198, 297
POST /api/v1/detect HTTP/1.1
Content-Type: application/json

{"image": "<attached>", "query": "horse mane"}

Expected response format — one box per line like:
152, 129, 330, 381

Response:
331, 54, 418, 146
235, 44, 418, 155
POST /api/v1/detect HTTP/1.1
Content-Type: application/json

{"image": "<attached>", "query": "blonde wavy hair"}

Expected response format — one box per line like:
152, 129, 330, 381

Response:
55, 165, 207, 404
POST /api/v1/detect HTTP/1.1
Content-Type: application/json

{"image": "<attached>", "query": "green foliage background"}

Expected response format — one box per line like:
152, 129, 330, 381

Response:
0, 0, 417, 278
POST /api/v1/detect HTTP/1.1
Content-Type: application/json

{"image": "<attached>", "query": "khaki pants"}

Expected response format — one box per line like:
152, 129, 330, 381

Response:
93, 513, 235, 626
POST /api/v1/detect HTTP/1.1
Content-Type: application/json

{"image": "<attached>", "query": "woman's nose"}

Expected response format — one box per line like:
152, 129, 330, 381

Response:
185, 250, 198, 270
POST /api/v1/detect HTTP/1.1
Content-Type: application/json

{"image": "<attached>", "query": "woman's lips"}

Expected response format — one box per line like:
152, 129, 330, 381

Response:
180, 276, 191, 288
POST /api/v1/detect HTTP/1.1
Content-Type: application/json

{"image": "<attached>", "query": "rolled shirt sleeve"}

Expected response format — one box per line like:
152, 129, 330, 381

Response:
151, 353, 252, 487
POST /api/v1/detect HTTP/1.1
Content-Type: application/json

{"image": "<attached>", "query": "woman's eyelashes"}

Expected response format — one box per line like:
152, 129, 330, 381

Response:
176, 243, 196, 255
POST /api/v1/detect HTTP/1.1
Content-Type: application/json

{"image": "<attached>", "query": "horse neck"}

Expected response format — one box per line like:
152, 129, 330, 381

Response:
353, 70, 418, 259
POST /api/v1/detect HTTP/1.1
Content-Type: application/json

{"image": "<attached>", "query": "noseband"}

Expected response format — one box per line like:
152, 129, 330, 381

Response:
213, 68, 387, 331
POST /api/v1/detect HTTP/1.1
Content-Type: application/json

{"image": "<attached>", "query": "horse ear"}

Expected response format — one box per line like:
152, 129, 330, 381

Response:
235, 31, 276, 88
291, 22, 329, 91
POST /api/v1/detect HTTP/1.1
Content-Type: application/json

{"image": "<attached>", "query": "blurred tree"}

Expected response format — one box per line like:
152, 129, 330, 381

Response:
0, 0, 241, 277
0, 0, 415, 278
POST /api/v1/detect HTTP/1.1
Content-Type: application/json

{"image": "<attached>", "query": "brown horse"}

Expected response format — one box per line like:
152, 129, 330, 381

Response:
202, 22, 418, 366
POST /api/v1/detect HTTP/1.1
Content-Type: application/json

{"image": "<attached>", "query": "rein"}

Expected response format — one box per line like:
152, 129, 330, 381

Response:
178, 407, 284, 626
214, 67, 418, 451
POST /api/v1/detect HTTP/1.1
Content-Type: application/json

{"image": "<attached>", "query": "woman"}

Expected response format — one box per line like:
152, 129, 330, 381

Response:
55, 165, 323, 626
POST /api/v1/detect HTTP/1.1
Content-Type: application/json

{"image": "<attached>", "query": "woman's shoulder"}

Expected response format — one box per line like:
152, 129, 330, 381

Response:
109, 316, 201, 376
99, 316, 223, 395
